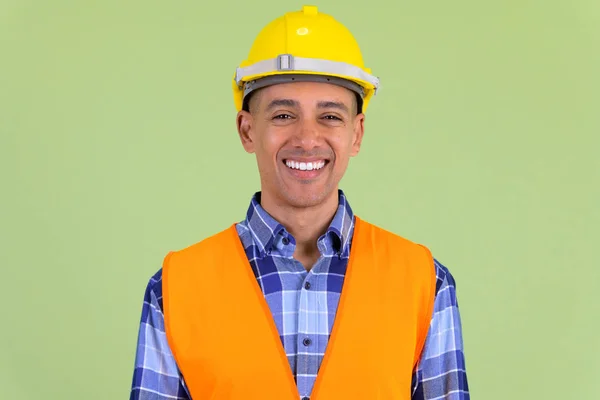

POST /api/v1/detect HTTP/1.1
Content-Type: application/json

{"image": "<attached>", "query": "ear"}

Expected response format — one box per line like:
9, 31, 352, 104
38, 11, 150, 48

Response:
236, 110, 256, 154
349, 113, 365, 157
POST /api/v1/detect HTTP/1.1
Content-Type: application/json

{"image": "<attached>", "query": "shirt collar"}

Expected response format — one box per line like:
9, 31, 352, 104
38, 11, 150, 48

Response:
243, 189, 355, 258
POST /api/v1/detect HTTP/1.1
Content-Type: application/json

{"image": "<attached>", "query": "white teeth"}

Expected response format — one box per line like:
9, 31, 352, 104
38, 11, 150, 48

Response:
285, 160, 326, 171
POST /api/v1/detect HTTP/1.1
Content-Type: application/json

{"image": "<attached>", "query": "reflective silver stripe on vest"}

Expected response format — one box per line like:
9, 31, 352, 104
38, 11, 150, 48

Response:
235, 54, 380, 93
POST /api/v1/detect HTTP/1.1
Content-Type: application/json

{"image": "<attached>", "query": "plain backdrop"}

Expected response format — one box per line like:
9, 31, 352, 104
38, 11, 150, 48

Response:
1, 0, 599, 398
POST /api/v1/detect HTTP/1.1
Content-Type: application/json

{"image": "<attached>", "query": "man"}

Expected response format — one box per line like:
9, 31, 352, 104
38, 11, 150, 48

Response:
130, 5, 469, 400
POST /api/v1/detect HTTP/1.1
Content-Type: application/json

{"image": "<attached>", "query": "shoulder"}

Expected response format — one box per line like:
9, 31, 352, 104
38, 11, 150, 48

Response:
433, 258, 455, 286
142, 227, 233, 306
165, 224, 237, 262
145, 268, 164, 298
356, 217, 457, 296
355, 216, 433, 260
356, 217, 422, 245
431, 258, 460, 302
140, 225, 241, 316
164, 224, 238, 266
140, 268, 165, 315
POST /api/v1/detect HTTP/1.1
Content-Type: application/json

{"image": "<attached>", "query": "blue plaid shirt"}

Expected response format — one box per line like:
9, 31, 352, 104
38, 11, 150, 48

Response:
130, 190, 469, 399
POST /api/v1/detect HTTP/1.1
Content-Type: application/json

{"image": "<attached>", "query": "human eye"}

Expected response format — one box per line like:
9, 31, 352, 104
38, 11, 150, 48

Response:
273, 113, 293, 120
323, 114, 343, 121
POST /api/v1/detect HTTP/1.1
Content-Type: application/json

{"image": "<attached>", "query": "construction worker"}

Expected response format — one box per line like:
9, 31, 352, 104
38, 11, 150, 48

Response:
130, 5, 469, 400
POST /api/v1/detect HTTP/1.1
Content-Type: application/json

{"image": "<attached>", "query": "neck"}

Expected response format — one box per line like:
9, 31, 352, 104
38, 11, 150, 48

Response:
260, 190, 339, 261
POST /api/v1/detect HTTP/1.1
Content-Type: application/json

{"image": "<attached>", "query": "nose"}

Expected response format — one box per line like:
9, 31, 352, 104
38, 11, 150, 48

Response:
291, 117, 322, 150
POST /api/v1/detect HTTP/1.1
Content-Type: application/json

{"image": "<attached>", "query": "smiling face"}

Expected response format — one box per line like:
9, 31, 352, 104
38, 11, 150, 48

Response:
236, 80, 365, 210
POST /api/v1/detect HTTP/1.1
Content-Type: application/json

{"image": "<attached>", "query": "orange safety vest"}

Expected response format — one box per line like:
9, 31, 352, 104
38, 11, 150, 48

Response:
163, 216, 436, 399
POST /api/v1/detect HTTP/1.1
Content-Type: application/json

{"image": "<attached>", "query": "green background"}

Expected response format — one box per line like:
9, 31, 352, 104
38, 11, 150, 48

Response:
2, 0, 599, 398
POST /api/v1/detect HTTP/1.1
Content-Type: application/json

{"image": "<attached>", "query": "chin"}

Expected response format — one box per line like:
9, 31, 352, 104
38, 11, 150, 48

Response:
281, 186, 336, 209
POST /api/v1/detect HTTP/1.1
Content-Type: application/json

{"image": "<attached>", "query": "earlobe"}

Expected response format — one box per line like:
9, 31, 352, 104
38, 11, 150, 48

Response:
236, 111, 255, 154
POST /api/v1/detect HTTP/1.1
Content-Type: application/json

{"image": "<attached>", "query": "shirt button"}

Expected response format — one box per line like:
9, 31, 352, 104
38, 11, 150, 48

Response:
282, 237, 290, 245
304, 281, 311, 290
303, 337, 312, 346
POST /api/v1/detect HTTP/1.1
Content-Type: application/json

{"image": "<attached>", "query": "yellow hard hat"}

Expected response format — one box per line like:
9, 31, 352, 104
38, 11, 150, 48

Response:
232, 5, 380, 114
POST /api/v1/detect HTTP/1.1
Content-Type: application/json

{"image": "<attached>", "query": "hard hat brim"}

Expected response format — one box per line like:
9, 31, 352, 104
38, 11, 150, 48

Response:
235, 54, 380, 95
233, 54, 379, 113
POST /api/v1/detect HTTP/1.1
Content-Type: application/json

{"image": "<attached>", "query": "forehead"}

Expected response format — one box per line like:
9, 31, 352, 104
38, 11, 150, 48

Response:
258, 81, 355, 105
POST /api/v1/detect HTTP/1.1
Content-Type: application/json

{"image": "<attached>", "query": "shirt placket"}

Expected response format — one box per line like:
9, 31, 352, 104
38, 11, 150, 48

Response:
296, 257, 327, 399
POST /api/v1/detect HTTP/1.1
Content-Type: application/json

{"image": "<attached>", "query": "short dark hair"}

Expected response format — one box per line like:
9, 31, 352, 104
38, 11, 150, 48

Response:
242, 90, 260, 114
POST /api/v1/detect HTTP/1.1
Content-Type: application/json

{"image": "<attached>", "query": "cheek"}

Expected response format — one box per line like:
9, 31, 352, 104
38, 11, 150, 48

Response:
255, 130, 285, 167
330, 131, 356, 156
258, 139, 279, 165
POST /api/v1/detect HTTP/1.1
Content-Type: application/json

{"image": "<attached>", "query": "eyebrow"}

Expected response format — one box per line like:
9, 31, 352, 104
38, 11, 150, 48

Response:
265, 99, 299, 112
264, 99, 350, 113
317, 100, 349, 113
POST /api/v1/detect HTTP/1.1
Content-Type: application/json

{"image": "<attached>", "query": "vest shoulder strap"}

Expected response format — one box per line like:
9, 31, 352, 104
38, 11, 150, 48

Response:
352, 216, 437, 364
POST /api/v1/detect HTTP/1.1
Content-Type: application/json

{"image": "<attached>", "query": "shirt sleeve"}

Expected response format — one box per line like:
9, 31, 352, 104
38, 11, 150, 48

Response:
129, 269, 191, 400
411, 259, 470, 400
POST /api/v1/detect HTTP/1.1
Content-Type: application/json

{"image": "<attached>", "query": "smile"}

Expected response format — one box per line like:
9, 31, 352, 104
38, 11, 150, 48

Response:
284, 159, 327, 171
